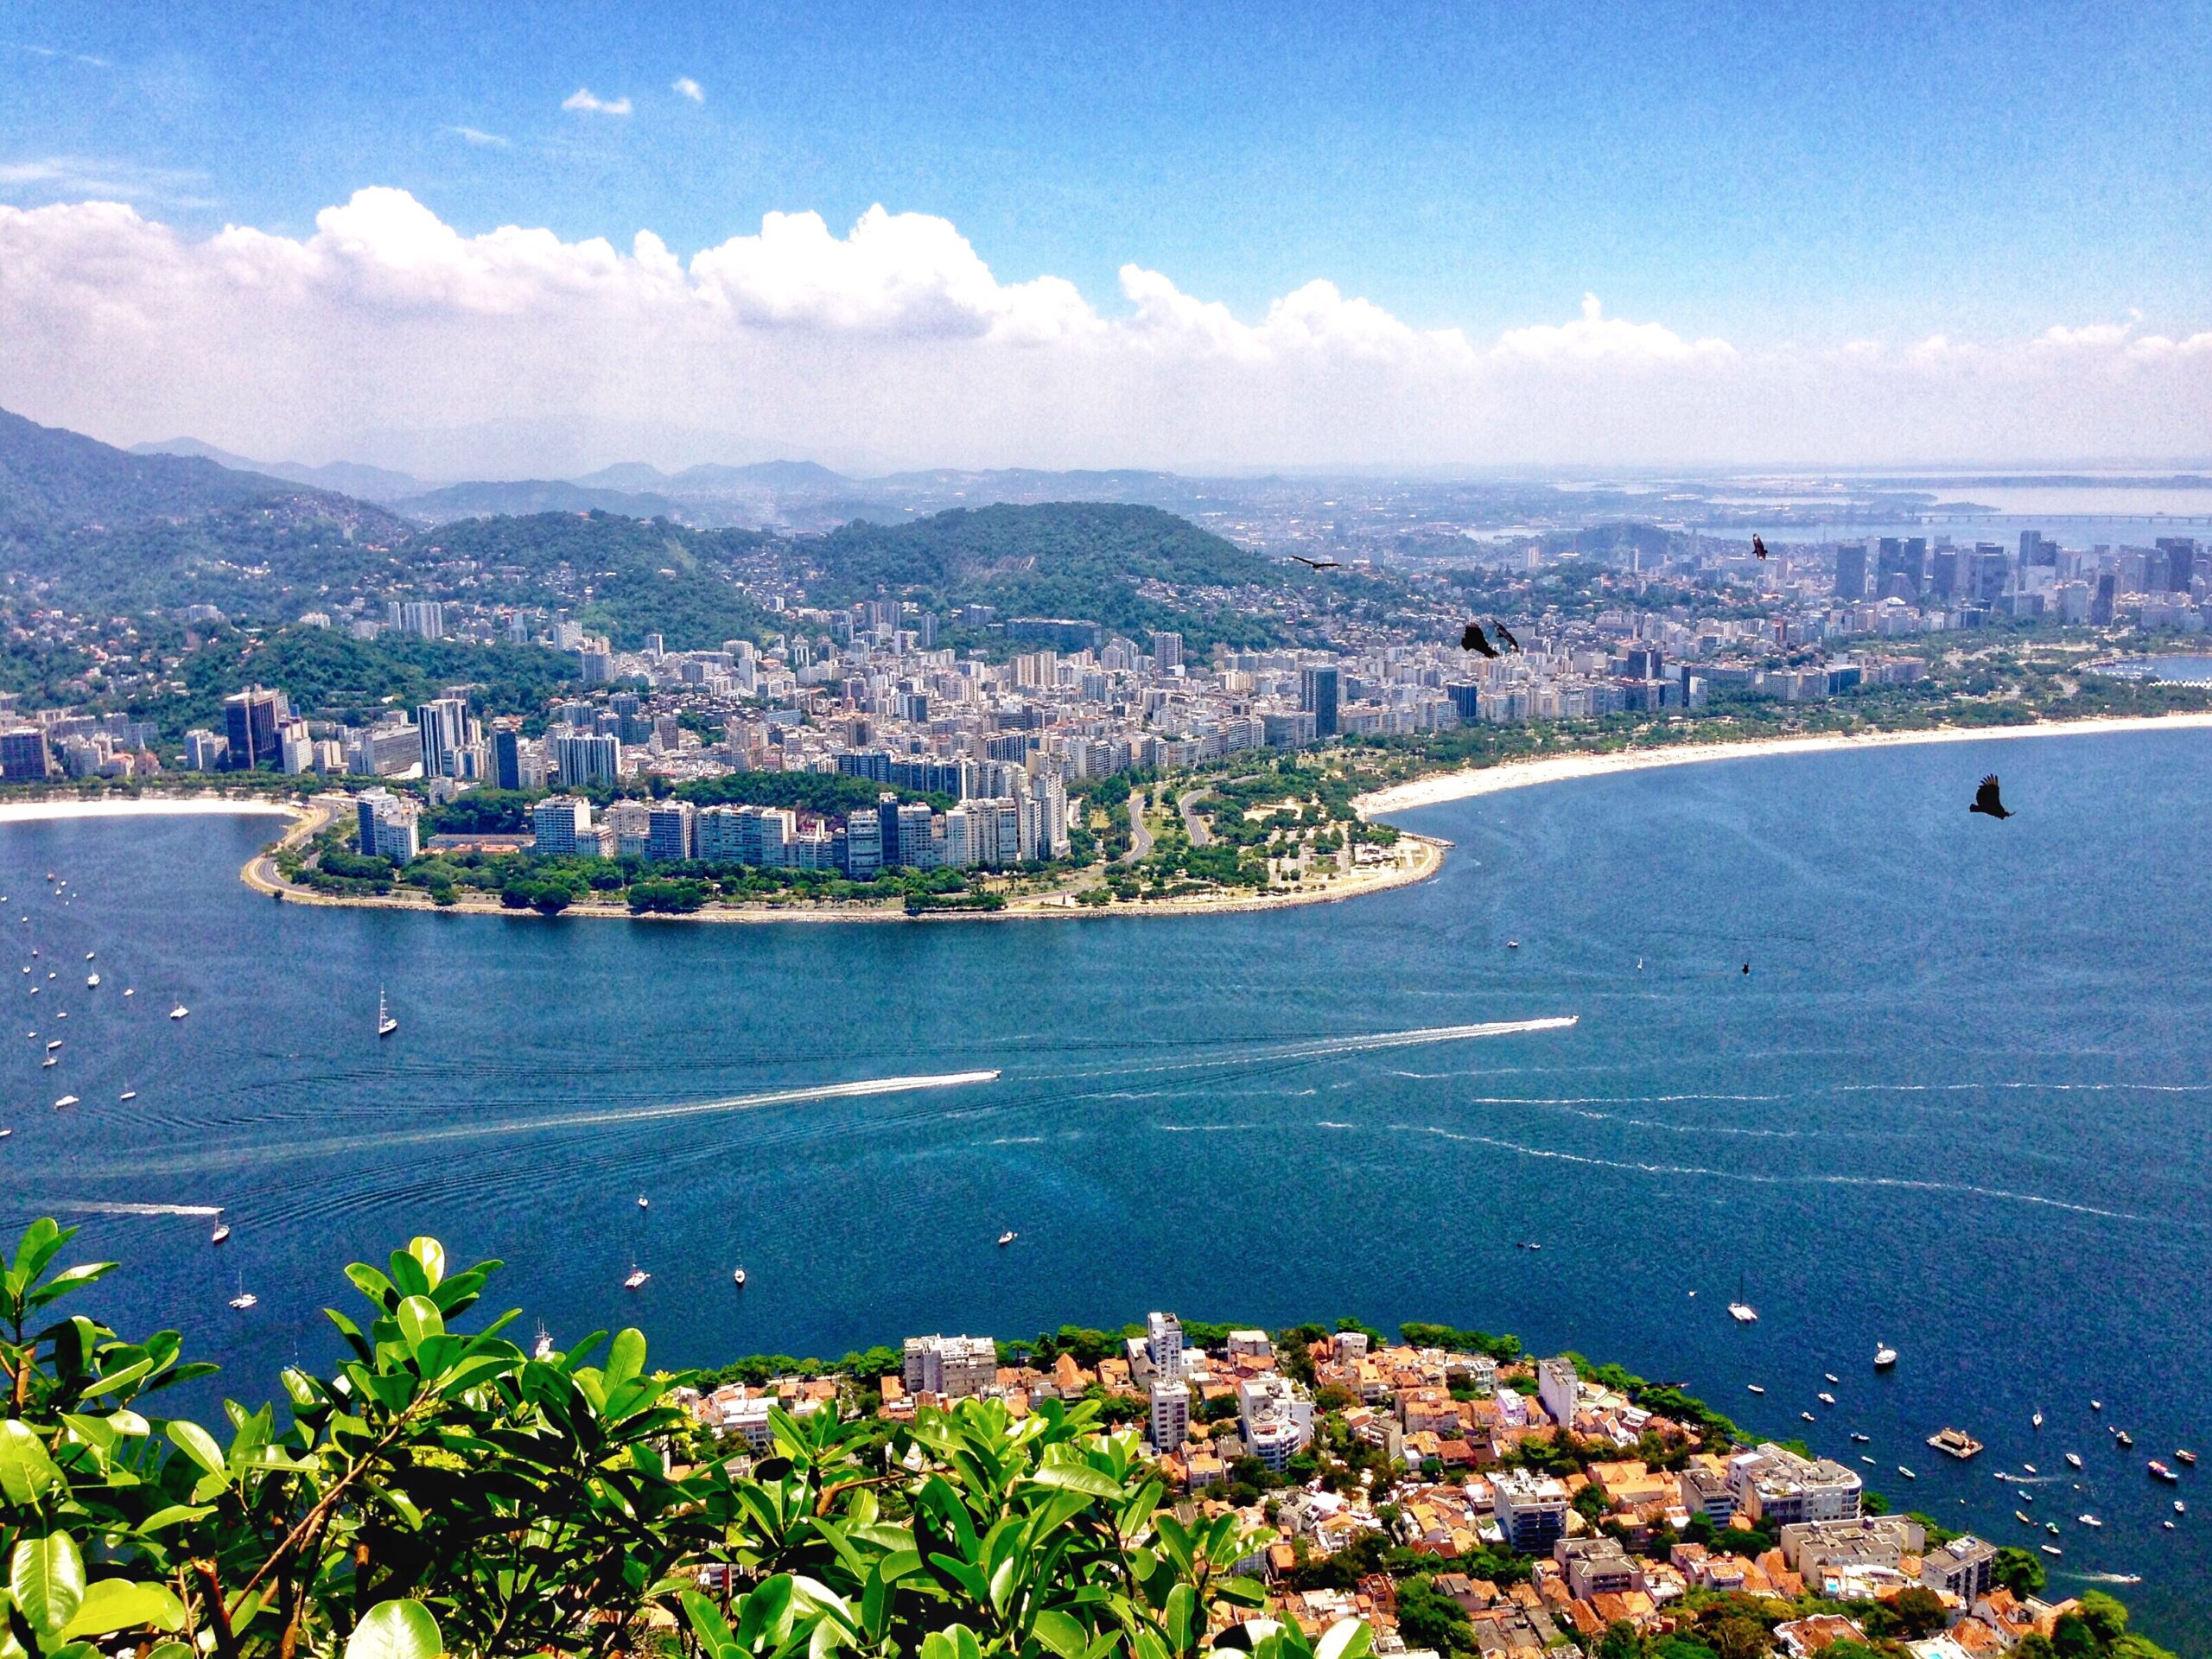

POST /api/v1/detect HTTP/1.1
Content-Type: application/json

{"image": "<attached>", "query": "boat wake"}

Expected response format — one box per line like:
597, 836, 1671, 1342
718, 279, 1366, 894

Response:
1397, 1125, 2145, 1221
35, 1201, 224, 1217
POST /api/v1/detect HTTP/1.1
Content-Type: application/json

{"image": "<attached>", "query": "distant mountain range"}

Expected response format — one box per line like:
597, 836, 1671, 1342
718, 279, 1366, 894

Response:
128, 437, 425, 505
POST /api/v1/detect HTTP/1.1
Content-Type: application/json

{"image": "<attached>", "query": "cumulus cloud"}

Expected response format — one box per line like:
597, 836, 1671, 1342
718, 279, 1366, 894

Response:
0, 187, 2206, 472
561, 88, 631, 116
672, 76, 703, 103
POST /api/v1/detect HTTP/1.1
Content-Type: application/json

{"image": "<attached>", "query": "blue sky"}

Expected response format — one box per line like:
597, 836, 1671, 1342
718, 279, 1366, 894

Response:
3, 2, 2209, 470
7, 0, 2209, 342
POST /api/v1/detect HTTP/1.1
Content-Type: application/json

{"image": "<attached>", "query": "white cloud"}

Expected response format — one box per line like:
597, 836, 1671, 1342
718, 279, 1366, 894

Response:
672, 76, 703, 103
7, 42, 111, 68
0, 156, 213, 207
0, 188, 2206, 472
444, 126, 510, 148
561, 88, 632, 116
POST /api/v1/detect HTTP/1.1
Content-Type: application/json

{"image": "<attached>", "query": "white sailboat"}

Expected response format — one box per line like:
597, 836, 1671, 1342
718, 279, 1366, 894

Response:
1727, 1272, 1758, 1324
378, 988, 397, 1038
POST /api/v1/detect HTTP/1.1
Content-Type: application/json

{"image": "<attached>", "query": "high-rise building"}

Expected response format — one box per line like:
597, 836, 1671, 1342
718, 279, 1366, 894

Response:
1970, 544, 2011, 604
182, 729, 226, 772
1146, 1312, 1184, 1384
902, 1334, 998, 1400
1300, 665, 1340, 739
1833, 543, 1868, 601
1152, 631, 1185, 670
2091, 571, 2118, 625
416, 697, 473, 779
645, 801, 696, 862
843, 808, 882, 878
1147, 1380, 1190, 1452
222, 686, 288, 770
0, 727, 51, 780
2157, 537, 2198, 593
492, 721, 525, 791
397, 601, 445, 639
549, 730, 621, 789
1491, 1469, 1571, 1552
531, 796, 593, 857
1929, 545, 1960, 601
355, 788, 420, 864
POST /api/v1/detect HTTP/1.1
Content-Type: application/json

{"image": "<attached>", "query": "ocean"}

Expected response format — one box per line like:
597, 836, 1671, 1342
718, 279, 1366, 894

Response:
3, 725, 2208, 1647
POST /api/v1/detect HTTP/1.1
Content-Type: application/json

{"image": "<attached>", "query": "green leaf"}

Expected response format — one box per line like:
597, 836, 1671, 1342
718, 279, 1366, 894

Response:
1313, 1620, 1370, 1659
345, 1599, 443, 1659
60, 1578, 187, 1638
604, 1326, 646, 1389
1026, 1462, 1126, 1500
1032, 1610, 1090, 1659
11, 1533, 86, 1638
394, 1295, 444, 1352
405, 1237, 446, 1289
163, 1420, 226, 1478
0, 1421, 63, 1504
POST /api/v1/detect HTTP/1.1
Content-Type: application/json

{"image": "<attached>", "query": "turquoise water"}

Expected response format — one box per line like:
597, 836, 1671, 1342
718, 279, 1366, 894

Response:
3, 727, 2209, 1646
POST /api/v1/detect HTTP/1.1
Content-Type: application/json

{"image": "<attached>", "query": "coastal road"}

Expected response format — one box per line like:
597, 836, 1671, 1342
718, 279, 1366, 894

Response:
1178, 789, 1212, 847
1122, 787, 1153, 863
239, 799, 340, 900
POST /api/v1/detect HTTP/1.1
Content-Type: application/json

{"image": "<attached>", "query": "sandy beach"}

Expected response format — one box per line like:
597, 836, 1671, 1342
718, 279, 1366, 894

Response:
0, 795, 298, 825
1356, 712, 2212, 816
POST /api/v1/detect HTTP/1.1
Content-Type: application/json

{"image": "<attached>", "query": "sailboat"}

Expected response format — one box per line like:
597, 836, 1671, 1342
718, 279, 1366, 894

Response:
210, 1221, 231, 1245
623, 1265, 650, 1290
1874, 1342, 1898, 1369
228, 1274, 257, 1311
532, 1324, 555, 1360
1727, 1272, 1758, 1324
733, 1267, 747, 1287
378, 988, 397, 1038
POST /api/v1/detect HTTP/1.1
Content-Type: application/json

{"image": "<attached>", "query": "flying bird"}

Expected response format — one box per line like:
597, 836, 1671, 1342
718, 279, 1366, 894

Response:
1970, 775, 2012, 819
1753, 535, 1770, 560
1492, 621, 1522, 652
1288, 555, 1344, 570
1460, 621, 1499, 658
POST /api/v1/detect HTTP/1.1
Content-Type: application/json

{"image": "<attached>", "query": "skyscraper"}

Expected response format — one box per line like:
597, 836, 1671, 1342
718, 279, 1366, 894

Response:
2157, 537, 2197, 593
1833, 543, 1867, 601
222, 686, 287, 770
1300, 665, 1340, 739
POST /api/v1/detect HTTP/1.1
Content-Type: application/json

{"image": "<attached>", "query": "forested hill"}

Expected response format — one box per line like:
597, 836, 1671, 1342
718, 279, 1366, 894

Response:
806, 502, 1294, 646
0, 406, 368, 531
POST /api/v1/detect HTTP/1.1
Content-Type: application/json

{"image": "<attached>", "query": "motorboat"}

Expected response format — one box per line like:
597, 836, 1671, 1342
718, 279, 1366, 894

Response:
52, 1095, 76, 1109
1746, 1384, 1765, 1395
2177, 1501, 2188, 1516
2079, 1514, 2103, 1529
1819, 1392, 1837, 1405
1802, 1412, 1817, 1423
2042, 1544, 2063, 1557
637, 1194, 650, 1210
2150, 1460, 2177, 1483
2033, 1409, 2044, 1429
1874, 1343, 1897, 1369
1851, 1432, 1871, 1442
118, 1090, 135, 1101
2091, 1399, 2103, 1411
1899, 1465, 1917, 1479
2117, 1430, 2135, 1448
2046, 1521, 2060, 1535
2178, 1449, 2199, 1466
123, 988, 132, 997
84, 951, 92, 961
1860, 1456, 1875, 1466
2015, 1510, 2034, 1525
2065, 1452, 2083, 1469
1824, 1373, 1840, 1385
2023, 1462, 2038, 1475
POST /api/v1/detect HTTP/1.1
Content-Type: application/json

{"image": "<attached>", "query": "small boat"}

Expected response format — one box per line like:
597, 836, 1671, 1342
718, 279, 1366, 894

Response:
2024, 1462, 2038, 1474
2043, 1544, 2063, 1557
531, 1325, 555, 1361
123, 988, 132, 997
1523, 1241, 1541, 1250
1747, 1384, 1765, 1395
85, 975, 96, 988
210, 1224, 231, 1245
637, 1194, 650, 1210
52, 1095, 76, 1109
1506, 940, 1519, 949
2177, 1501, 2188, 1516
1819, 1391, 1837, 1405
228, 1290, 257, 1310
2016, 1510, 2035, 1525
2112, 1573, 2144, 1585
2079, 1514, 2103, 1529
1824, 1372, 1840, 1385
0, 1128, 12, 1140
2046, 1522, 2060, 1535
169, 1005, 188, 1020
43, 1039, 59, 1052
1728, 1302, 1758, 1323
1860, 1456, 1876, 1465
1874, 1343, 1897, 1369
733, 1267, 747, 1287
998, 1230, 1017, 1247
2034, 1409, 2044, 1429
54, 1010, 63, 1019
1899, 1465, 1917, 1479
377, 988, 397, 1038
1801, 1411, 1817, 1423
2178, 1449, 2199, 1466
84, 952, 92, 961
2117, 1430, 2135, 1448
41, 1055, 56, 1067
2150, 1460, 2177, 1483
2065, 1452, 2084, 1469
1851, 1432, 1871, 1442
2165, 1520, 2177, 1531
623, 1268, 649, 1290
118, 1090, 135, 1101
2091, 1399, 2103, 1412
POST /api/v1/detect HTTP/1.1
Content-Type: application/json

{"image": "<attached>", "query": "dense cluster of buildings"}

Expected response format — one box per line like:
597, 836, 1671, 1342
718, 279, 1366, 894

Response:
679, 1323, 2097, 1659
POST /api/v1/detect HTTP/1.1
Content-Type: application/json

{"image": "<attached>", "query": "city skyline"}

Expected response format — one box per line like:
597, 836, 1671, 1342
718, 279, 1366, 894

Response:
3, 3, 2211, 472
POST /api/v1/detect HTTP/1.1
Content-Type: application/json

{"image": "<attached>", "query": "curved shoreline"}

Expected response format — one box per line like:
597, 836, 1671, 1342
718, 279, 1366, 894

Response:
1356, 710, 2212, 816
3, 709, 2206, 924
